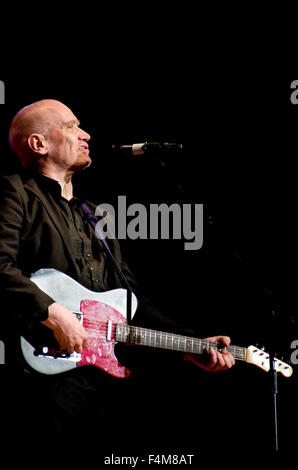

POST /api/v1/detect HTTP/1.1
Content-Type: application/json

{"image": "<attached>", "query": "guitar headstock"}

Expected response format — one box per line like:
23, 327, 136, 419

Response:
245, 345, 293, 378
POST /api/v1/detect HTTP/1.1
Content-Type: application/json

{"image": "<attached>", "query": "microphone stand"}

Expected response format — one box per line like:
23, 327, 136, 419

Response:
145, 150, 285, 454
270, 353, 279, 452
269, 309, 280, 453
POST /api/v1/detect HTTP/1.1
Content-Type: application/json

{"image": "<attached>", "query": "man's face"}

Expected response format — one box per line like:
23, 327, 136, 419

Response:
45, 103, 91, 173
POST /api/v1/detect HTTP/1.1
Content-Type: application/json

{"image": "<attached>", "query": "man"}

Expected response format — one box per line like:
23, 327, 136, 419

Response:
0, 99, 234, 458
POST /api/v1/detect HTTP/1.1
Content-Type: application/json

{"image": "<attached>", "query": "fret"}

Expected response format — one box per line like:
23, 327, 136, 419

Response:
227, 345, 246, 361
168, 333, 172, 349
154, 330, 158, 347
156, 330, 161, 348
115, 324, 246, 362
196, 339, 204, 355
141, 327, 146, 345
142, 327, 147, 346
148, 328, 152, 347
186, 338, 193, 352
162, 332, 170, 350
172, 334, 179, 351
164, 332, 169, 349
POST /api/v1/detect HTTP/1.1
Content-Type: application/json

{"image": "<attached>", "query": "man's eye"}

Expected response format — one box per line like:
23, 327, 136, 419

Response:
64, 121, 80, 129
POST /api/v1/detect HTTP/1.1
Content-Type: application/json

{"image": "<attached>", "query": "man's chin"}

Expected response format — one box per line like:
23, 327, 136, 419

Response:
73, 157, 92, 172
82, 158, 92, 170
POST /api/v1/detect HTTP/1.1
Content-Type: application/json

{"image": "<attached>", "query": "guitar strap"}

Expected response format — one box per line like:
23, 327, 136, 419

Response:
80, 203, 133, 323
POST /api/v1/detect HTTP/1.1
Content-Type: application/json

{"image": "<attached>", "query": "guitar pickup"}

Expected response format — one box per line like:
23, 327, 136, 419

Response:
106, 320, 113, 341
33, 346, 81, 362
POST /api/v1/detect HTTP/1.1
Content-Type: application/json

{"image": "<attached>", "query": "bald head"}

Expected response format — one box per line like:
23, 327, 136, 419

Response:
8, 99, 91, 178
9, 99, 72, 167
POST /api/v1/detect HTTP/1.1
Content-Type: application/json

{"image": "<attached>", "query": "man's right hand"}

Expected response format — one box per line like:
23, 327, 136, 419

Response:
41, 302, 89, 354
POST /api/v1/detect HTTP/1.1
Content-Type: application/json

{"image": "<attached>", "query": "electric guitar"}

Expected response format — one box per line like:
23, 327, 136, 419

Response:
20, 269, 293, 378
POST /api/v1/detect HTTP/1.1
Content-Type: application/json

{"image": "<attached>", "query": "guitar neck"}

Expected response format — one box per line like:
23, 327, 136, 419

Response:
115, 324, 247, 361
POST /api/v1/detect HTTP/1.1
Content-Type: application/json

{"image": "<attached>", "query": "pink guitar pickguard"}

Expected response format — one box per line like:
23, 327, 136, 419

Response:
78, 299, 131, 378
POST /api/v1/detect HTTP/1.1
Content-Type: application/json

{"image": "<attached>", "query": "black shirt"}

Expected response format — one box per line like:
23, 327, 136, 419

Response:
34, 173, 111, 292
0, 171, 185, 337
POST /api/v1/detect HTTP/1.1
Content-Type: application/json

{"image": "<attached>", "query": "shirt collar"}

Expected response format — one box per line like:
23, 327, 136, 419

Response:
31, 171, 86, 204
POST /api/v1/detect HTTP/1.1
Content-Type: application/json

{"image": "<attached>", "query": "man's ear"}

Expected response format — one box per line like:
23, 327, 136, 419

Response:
27, 133, 48, 155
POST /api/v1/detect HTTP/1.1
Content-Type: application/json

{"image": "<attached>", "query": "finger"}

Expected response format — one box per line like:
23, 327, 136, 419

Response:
222, 350, 235, 366
54, 332, 67, 351
208, 348, 226, 370
207, 350, 226, 372
218, 336, 231, 347
74, 344, 82, 353
221, 352, 235, 369
82, 331, 89, 346
208, 347, 218, 367
215, 351, 226, 368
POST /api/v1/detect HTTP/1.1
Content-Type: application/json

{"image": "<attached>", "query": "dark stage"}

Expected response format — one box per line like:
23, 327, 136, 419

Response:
0, 69, 297, 461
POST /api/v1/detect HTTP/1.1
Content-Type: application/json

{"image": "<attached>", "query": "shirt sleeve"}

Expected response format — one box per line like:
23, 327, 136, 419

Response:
0, 175, 54, 331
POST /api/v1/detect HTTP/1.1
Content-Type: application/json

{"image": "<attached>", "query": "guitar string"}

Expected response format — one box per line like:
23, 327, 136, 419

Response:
82, 318, 242, 350
37, 314, 287, 368
80, 320, 246, 360
82, 320, 245, 352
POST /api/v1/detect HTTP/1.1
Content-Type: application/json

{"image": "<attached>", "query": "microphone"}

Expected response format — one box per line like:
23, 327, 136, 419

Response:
106, 142, 183, 156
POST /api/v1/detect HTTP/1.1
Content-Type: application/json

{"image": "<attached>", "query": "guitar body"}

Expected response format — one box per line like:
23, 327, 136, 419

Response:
21, 269, 138, 377
79, 299, 131, 377
20, 269, 293, 379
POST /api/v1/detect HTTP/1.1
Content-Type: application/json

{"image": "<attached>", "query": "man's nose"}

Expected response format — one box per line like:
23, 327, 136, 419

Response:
78, 128, 91, 141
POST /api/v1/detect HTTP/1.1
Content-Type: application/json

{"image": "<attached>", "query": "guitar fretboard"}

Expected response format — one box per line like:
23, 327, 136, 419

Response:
115, 324, 246, 361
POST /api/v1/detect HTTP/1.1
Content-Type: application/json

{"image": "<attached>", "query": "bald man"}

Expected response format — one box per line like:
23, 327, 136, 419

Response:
9, 99, 91, 197
0, 100, 234, 455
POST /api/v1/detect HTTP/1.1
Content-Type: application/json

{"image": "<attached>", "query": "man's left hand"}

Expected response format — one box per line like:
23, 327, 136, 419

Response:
185, 335, 235, 372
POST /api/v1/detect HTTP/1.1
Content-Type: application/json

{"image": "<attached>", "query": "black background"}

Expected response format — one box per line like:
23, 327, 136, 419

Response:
1, 20, 298, 459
